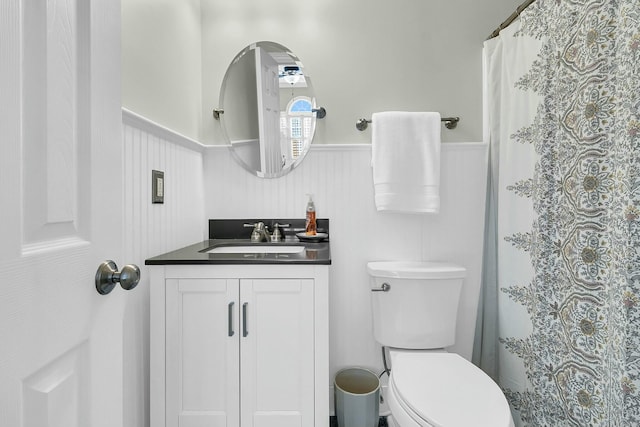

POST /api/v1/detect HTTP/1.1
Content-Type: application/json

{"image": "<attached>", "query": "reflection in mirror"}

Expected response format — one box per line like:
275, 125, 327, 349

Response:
218, 41, 322, 178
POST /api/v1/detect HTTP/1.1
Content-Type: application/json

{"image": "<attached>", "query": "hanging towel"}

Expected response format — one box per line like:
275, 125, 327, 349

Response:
371, 111, 441, 213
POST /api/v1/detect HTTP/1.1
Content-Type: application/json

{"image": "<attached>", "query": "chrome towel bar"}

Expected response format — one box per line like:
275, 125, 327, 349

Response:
356, 116, 460, 131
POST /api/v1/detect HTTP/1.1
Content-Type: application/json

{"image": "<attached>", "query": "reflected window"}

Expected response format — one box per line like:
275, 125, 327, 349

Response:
281, 97, 313, 160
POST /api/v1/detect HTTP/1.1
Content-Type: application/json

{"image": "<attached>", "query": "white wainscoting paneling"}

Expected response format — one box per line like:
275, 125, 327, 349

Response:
204, 143, 488, 381
121, 110, 206, 427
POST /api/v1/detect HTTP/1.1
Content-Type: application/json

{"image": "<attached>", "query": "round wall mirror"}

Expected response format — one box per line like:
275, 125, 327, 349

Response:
218, 41, 323, 178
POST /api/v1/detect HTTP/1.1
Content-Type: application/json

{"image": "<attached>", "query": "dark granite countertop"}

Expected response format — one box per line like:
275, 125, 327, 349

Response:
145, 219, 331, 265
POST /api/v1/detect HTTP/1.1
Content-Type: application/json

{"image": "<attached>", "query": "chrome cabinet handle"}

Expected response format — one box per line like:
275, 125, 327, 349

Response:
371, 282, 391, 292
228, 302, 235, 337
242, 302, 249, 337
95, 260, 141, 295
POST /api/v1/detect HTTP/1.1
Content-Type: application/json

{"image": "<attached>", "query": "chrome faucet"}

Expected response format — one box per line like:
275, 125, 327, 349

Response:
244, 222, 270, 242
244, 222, 291, 242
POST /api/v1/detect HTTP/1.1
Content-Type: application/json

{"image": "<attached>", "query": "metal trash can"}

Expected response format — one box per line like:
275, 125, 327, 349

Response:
334, 367, 380, 427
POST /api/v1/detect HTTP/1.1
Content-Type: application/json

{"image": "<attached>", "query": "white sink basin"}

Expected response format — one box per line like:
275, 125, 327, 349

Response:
206, 245, 305, 254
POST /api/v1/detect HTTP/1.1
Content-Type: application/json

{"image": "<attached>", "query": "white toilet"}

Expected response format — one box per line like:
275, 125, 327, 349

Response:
367, 261, 514, 427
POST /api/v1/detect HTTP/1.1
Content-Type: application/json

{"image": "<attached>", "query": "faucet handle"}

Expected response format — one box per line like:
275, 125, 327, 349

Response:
270, 223, 291, 242
270, 228, 282, 242
244, 222, 267, 232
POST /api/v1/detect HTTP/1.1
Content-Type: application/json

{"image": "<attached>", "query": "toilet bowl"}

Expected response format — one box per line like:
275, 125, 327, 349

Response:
367, 261, 514, 427
385, 350, 514, 427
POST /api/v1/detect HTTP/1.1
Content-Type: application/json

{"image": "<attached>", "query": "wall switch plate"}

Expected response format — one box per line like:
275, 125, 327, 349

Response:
152, 170, 164, 204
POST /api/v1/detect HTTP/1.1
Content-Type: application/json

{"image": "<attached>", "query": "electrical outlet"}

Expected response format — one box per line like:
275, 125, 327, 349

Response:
152, 170, 164, 204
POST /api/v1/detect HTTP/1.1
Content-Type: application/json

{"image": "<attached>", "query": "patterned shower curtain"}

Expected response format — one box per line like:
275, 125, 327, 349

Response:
479, 0, 640, 425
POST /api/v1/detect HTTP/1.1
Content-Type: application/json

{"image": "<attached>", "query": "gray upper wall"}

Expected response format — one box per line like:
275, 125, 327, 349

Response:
122, 0, 523, 144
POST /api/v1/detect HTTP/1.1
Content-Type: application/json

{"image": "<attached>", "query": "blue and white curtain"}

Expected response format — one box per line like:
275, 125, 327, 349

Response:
478, 0, 640, 425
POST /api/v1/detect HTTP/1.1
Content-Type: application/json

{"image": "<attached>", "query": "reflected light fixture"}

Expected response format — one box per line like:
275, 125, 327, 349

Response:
282, 66, 301, 85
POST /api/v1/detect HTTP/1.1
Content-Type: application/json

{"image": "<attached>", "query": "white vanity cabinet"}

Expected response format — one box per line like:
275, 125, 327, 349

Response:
149, 264, 329, 427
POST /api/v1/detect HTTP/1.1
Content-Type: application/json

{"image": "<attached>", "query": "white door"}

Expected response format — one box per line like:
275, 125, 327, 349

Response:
255, 46, 282, 176
0, 1, 126, 427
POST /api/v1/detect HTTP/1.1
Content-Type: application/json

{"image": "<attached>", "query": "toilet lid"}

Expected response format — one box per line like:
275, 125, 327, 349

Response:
390, 352, 513, 427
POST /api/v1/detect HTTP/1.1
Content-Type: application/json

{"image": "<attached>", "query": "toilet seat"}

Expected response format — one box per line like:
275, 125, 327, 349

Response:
388, 351, 514, 427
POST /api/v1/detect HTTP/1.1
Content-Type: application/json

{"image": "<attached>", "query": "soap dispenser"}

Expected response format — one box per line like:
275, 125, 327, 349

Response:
305, 194, 317, 235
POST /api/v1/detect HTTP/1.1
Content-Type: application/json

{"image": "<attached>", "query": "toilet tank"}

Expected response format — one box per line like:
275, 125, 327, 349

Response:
367, 261, 466, 349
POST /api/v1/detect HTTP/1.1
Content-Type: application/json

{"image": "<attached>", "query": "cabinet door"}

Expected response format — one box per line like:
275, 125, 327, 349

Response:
166, 279, 240, 427
240, 279, 315, 427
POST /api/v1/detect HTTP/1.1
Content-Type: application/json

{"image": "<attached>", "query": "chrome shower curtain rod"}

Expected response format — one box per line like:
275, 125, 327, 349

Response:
487, 0, 536, 40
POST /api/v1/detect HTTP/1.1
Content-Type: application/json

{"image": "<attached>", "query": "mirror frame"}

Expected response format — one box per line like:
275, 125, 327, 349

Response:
218, 41, 321, 178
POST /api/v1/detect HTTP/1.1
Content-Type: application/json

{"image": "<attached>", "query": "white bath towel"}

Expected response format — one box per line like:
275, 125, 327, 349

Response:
371, 111, 441, 213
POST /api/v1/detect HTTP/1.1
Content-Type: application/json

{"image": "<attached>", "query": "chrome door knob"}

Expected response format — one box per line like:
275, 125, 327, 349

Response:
95, 260, 141, 295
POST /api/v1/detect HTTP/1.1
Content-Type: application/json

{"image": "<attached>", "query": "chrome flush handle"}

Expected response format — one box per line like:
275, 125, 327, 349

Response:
371, 282, 391, 292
